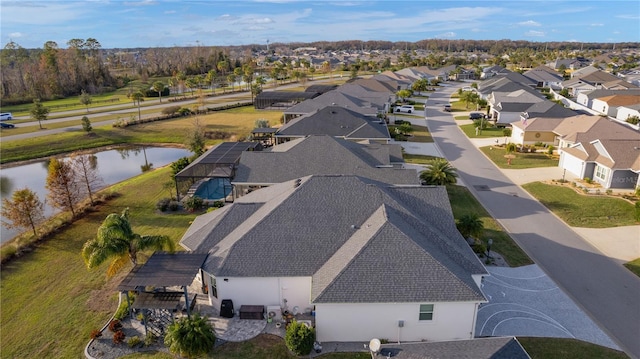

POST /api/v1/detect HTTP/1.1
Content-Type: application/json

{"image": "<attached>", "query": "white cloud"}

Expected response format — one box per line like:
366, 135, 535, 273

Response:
435, 32, 456, 39
123, 0, 156, 6
164, 10, 176, 14
518, 20, 541, 27
253, 17, 274, 24
525, 30, 545, 37
9, 32, 23, 38
589, 23, 604, 27
218, 14, 237, 21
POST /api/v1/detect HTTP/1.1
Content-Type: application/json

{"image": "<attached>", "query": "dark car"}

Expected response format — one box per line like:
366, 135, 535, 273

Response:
0, 122, 15, 129
469, 112, 484, 120
443, 104, 452, 112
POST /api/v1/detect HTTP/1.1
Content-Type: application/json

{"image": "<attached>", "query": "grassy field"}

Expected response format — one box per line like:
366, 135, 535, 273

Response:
403, 154, 441, 165
446, 184, 533, 267
623, 258, 640, 277
0, 167, 198, 358
518, 337, 629, 359
0, 107, 282, 164
460, 123, 507, 138
409, 124, 433, 142
479, 146, 559, 169
522, 182, 637, 228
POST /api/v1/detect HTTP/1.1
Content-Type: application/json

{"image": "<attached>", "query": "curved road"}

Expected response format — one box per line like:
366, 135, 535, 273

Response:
426, 84, 640, 358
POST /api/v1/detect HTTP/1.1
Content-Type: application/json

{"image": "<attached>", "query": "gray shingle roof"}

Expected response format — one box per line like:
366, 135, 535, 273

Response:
276, 106, 390, 140
182, 175, 487, 304
285, 90, 382, 115
233, 135, 418, 185
378, 337, 530, 359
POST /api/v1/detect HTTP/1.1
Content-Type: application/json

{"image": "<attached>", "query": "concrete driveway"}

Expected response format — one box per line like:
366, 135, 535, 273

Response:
476, 265, 619, 350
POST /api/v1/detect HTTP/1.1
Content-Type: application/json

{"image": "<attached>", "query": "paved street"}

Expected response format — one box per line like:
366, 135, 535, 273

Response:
426, 84, 640, 358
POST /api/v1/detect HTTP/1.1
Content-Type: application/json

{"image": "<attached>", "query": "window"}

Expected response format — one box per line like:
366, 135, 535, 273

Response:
210, 275, 218, 299
419, 304, 434, 321
595, 165, 608, 181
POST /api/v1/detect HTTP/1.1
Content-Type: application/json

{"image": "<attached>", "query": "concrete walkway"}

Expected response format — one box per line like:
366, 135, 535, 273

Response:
476, 265, 620, 350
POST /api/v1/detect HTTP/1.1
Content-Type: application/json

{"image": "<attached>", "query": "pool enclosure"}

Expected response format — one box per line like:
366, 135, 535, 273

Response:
174, 142, 261, 202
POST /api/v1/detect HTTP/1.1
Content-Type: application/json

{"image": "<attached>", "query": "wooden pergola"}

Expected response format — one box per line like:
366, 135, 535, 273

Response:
117, 252, 208, 334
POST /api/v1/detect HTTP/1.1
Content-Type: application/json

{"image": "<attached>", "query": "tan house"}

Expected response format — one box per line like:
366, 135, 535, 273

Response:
509, 114, 599, 146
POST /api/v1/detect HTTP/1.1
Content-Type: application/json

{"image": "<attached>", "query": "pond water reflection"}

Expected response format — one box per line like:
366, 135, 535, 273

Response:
0, 146, 191, 243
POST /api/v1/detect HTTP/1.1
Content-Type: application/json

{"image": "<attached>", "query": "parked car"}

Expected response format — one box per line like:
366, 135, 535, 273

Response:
0, 112, 13, 121
0, 122, 15, 128
469, 112, 484, 120
443, 104, 452, 112
395, 105, 415, 113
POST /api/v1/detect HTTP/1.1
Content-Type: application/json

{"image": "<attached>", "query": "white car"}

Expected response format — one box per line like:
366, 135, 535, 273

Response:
395, 105, 415, 113
0, 112, 13, 121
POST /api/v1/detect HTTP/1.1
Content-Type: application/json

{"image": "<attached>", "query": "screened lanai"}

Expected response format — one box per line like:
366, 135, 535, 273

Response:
254, 91, 320, 110
175, 142, 261, 201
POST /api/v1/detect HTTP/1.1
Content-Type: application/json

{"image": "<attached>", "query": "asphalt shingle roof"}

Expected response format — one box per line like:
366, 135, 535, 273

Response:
182, 175, 487, 304
276, 106, 390, 140
233, 135, 418, 185
378, 337, 530, 359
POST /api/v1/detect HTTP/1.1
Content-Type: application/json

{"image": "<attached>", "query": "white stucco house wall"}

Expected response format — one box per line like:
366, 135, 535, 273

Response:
180, 176, 488, 343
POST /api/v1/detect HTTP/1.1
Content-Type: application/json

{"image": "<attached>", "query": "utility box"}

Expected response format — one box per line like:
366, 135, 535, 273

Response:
398, 320, 404, 328
267, 305, 282, 321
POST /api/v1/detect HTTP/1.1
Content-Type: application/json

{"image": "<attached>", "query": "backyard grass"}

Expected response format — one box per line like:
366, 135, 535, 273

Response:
623, 258, 640, 278
446, 184, 533, 267
403, 154, 441, 165
519, 337, 629, 359
522, 182, 637, 228
460, 123, 507, 138
0, 107, 282, 164
409, 124, 433, 143
479, 145, 559, 169
0, 167, 198, 359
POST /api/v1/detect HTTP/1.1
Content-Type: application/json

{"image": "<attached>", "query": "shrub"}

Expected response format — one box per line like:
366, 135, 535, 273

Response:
212, 200, 225, 208
606, 189, 613, 195
113, 330, 126, 344
584, 177, 593, 184
635, 202, 640, 222
595, 189, 601, 195
472, 242, 487, 255
285, 320, 315, 356
534, 141, 545, 147
161, 106, 181, 115
184, 196, 204, 212
547, 145, 555, 155
128, 336, 142, 348
635, 186, 640, 197
168, 200, 180, 211
156, 198, 171, 211
145, 333, 157, 346
626, 115, 639, 125
177, 107, 192, 116
90, 329, 102, 340
108, 319, 123, 332
571, 181, 577, 187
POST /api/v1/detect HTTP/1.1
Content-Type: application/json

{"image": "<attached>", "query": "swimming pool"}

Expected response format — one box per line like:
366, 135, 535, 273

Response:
194, 178, 232, 201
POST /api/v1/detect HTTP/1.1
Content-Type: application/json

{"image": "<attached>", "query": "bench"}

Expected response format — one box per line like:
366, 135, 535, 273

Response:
239, 305, 264, 320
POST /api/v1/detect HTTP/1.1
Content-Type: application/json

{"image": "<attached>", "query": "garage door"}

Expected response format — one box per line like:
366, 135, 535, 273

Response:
559, 152, 584, 177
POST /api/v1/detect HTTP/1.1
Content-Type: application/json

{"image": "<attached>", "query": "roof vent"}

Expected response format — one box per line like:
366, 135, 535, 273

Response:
350, 224, 359, 229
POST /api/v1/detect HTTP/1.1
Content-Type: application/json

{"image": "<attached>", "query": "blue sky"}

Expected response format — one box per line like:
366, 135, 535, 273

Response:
1, 0, 639, 49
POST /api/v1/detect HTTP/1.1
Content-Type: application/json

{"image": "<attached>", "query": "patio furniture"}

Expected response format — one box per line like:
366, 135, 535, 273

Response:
239, 305, 264, 320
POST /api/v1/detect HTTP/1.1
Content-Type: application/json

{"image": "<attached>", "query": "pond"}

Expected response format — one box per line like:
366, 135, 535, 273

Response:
0, 146, 192, 244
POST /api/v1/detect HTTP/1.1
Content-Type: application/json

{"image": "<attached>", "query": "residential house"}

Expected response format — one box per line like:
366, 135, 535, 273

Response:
592, 94, 640, 118
561, 67, 627, 96
179, 175, 488, 343
575, 89, 640, 108
480, 65, 510, 80
616, 103, 640, 124
509, 114, 599, 146
558, 118, 640, 188
523, 66, 564, 89
283, 90, 381, 123
232, 135, 418, 197
275, 106, 391, 144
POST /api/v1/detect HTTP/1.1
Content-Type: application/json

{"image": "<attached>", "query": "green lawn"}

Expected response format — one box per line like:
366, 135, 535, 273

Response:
519, 337, 629, 359
460, 123, 507, 138
409, 124, 433, 143
0, 167, 198, 359
403, 154, 441, 165
0, 107, 282, 164
522, 182, 637, 227
479, 146, 559, 169
446, 184, 533, 267
623, 258, 640, 278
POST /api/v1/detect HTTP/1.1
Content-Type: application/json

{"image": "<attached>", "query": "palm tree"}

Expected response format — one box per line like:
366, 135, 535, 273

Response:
456, 213, 484, 240
164, 314, 216, 359
82, 208, 174, 277
419, 158, 458, 185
